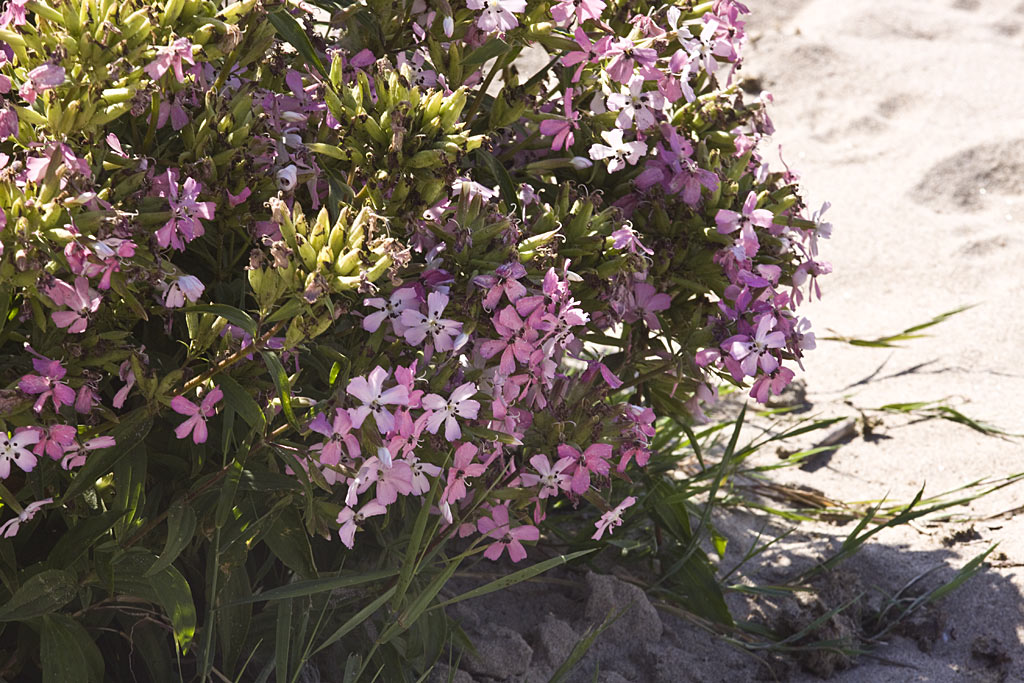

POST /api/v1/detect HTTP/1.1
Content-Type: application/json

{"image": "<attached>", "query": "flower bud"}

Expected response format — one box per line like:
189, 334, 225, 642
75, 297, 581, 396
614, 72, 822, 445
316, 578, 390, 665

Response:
276, 164, 298, 192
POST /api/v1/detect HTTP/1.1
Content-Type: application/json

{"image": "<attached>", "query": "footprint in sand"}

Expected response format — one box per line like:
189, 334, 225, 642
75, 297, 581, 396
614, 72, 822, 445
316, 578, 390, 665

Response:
912, 140, 1024, 212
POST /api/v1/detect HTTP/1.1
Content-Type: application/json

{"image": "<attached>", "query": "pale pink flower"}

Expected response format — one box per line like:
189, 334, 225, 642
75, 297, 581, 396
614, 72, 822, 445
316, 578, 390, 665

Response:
60, 436, 115, 471
153, 170, 215, 251
466, 0, 525, 33
170, 386, 223, 444
606, 76, 665, 130
440, 442, 486, 506
362, 288, 417, 334
19, 64, 64, 104
519, 454, 571, 499
48, 276, 101, 333
550, 0, 604, 25
726, 315, 786, 376
0, 429, 40, 479
407, 454, 442, 495
592, 496, 636, 541
337, 500, 386, 549
0, 498, 52, 538
561, 27, 612, 83
400, 291, 462, 352
145, 37, 195, 83
346, 366, 409, 434
163, 275, 205, 308
422, 382, 480, 442
309, 408, 362, 473
32, 424, 76, 461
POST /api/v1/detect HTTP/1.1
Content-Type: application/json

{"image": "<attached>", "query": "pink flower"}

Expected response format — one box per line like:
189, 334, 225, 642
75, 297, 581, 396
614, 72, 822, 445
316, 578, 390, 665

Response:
627, 282, 672, 330
163, 275, 205, 308
478, 505, 539, 562
153, 169, 215, 251
606, 76, 665, 130
466, 0, 525, 33
32, 424, 77, 461
0, 498, 52, 538
562, 27, 612, 83
400, 291, 462, 352
715, 191, 774, 236
309, 408, 361, 476
441, 442, 487, 505
47, 276, 101, 333
550, 0, 605, 25
0, 429, 40, 479
519, 454, 571, 499
19, 357, 75, 414
0, 0, 27, 28
60, 435, 114, 471
480, 305, 540, 377
170, 386, 223, 444
19, 64, 64, 104
604, 39, 658, 84
362, 288, 417, 334
144, 37, 195, 83
422, 382, 480, 442
473, 262, 528, 311
368, 453, 414, 505
556, 443, 613, 495
725, 314, 786, 377
592, 496, 636, 541
337, 500, 386, 549
407, 454, 442, 495
346, 366, 409, 434
539, 88, 580, 151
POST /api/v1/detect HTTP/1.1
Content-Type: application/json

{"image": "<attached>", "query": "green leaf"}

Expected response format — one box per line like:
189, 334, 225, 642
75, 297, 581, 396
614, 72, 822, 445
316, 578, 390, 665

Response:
218, 374, 266, 431
549, 605, 627, 683
275, 598, 293, 683
40, 614, 105, 683
222, 568, 398, 606
48, 510, 124, 568
392, 476, 440, 611
434, 550, 595, 609
474, 148, 516, 209
103, 550, 197, 651
145, 500, 197, 577
0, 569, 77, 621
183, 303, 258, 337
313, 586, 396, 655
262, 508, 317, 579
268, 7, 327, 76
462, 37, 510, 69
261, 350, 301, 431
62, 410, 153, 502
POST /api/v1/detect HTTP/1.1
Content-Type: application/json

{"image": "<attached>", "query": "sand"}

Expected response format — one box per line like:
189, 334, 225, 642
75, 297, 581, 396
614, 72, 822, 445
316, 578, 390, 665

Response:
418, 1, 1024, 681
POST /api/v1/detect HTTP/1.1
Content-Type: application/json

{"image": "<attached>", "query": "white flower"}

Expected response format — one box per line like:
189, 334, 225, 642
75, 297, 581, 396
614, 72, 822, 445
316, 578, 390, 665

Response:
588, 130, 647, 173
0, 430, 40, 480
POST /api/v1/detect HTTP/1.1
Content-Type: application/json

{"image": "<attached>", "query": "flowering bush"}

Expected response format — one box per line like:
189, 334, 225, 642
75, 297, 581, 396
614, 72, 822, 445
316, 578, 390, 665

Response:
0, 0, 830, 678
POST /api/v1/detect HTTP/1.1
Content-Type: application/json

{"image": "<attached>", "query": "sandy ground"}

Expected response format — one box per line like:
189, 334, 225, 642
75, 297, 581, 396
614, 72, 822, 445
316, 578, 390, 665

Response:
420, 1, 1024, 681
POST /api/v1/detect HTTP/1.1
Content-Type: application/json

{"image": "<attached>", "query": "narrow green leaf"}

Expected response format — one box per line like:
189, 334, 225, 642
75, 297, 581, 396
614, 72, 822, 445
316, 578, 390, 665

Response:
0, 569, 76, 621
549, 605, 627, 683
462, 37, 510, 69
474, 148, 516, 209
275, 598, 293, 683
434, 549, 595, 610
313, 586, 396, 655
183, 303, 258, 336
218, 374, 266, 431
147, 563, 198, 651
222, 568, 398, 607
267, 8, 327, 76
392, 477, 440, 611
145, 500, 197, 577
261, 351, 301, 431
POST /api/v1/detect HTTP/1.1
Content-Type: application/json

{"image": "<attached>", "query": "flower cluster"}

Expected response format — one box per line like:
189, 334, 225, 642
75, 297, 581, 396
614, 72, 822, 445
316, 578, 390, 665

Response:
0, 0, 828, 571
